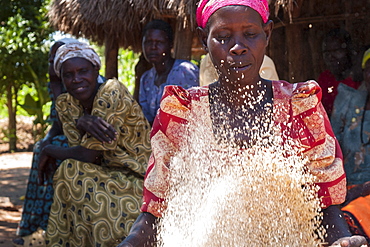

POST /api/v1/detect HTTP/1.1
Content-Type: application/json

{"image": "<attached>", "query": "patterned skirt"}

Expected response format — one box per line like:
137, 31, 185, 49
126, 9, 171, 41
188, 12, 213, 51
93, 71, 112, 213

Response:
45, 159, 143, 247
17, 135, 68, 237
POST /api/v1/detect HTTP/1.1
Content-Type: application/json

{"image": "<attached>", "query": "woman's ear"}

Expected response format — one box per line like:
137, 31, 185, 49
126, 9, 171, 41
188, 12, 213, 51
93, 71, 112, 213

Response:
263, 20, 274, 46
93, 66, 100, 78
197, 27, 208, 52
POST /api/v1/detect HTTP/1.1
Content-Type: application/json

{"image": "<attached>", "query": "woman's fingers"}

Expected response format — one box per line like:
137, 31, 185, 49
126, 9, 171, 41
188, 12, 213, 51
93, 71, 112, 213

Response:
83, 115, 117, 143
331, 235, 368, 247
38, 156, 48, 185
90, 127, 114, 143
99, 120, 117, 140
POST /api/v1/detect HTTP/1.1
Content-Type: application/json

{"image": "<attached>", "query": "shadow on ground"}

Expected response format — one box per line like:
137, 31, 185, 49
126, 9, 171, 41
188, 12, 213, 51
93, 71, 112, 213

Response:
0, 167, 30, 205
0, 153, 31, 246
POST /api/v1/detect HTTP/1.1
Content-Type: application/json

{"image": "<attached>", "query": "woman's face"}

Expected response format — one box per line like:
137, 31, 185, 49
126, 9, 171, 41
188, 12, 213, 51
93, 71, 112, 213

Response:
322, 37, 351, 76
199, 5, 272, 84
61, 57, 99, 103
142, 29, 172, 65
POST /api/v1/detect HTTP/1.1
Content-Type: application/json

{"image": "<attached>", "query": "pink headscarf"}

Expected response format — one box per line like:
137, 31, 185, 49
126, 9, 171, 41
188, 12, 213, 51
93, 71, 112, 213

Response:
196, 0, 270, 28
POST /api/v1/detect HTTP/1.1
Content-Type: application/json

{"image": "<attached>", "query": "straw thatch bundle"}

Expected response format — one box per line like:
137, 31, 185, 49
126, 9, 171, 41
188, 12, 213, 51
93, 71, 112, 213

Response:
47, 0, 199, 52
47, 0, 294, 52
273, 0, 299, 23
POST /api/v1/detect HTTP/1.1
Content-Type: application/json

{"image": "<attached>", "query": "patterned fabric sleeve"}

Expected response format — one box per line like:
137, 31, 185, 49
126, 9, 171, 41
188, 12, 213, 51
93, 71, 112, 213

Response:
55, 93, 83, 147
141, 85, 192, 217
278, 80, 347, 207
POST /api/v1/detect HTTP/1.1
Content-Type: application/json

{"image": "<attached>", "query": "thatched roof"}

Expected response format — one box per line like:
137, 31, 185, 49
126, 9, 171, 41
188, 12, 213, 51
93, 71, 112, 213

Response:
47, 0, 200, 52
47, 0, 292, 52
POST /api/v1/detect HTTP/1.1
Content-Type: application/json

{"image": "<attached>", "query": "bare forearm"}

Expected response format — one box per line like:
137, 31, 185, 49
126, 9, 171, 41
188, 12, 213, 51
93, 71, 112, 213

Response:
322, 205, 351, 245
42, 144, 101, 164
117, 212, 157, 247
44, 121, 63, 142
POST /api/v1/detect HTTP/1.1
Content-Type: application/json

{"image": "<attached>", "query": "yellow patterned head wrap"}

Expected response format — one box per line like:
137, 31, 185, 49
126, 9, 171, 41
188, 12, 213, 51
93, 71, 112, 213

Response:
54, 42, 101, 77
362, 48, 370, 69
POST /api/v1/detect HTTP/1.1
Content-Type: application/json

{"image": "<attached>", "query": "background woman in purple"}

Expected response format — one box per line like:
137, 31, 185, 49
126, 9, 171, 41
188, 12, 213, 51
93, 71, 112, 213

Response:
139, 19, 199, 125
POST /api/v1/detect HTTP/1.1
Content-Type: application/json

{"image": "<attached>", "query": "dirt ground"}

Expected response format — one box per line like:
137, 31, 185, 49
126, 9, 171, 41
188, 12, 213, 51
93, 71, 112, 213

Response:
0, 116, 96, 246
0, 117, 35, 246
0, 151, 32, 246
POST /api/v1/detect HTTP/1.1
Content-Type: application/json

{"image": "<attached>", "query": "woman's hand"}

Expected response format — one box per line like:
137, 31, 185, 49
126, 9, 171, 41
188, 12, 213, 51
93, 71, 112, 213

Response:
37, 144, 57, 184
38, 137, 52, 150
330, 235, 368, 246
76, 115, 117, 143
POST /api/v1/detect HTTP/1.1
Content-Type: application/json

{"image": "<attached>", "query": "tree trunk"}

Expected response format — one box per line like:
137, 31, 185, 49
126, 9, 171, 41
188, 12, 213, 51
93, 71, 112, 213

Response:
173, 22, 193, 60
6, 83, 17, 152
133, 53, 152, 102
104, 38, 119, 80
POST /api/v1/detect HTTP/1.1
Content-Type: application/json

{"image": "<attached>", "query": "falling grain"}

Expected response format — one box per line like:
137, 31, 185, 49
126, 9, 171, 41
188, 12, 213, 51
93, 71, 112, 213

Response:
157, 84, 326, 247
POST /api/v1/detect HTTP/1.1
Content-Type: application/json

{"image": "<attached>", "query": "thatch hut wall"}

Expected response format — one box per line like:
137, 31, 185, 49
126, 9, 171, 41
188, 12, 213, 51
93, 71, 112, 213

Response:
267, 0, 370, 83
48, 0, 370, 85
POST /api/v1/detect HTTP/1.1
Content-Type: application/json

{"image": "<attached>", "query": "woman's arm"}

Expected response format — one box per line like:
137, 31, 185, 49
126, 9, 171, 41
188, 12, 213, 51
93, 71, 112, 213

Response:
38, 144, 102, 184
322, 205, 367, 246
288, 81, 366, 246
116, 212, 157, 247
322, 205, 351, 244
42, 144, 101, 163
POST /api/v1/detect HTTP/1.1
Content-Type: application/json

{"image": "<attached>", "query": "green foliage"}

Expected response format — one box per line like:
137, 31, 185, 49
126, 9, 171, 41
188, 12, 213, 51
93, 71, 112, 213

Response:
0, 0, 53, 95
19, 83, 50, 118
0, 93, 7, 117
92, 44, 139, 94
118, 48, 139, 94
0, 0, 54, 149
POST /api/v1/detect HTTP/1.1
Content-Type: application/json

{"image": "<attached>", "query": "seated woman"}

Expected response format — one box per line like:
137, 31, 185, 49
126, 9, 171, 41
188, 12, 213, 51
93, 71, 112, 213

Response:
13, 39, 110, 247
13, 38, 81, 246
331, 47, 370, 242
38, 42, 152, 246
